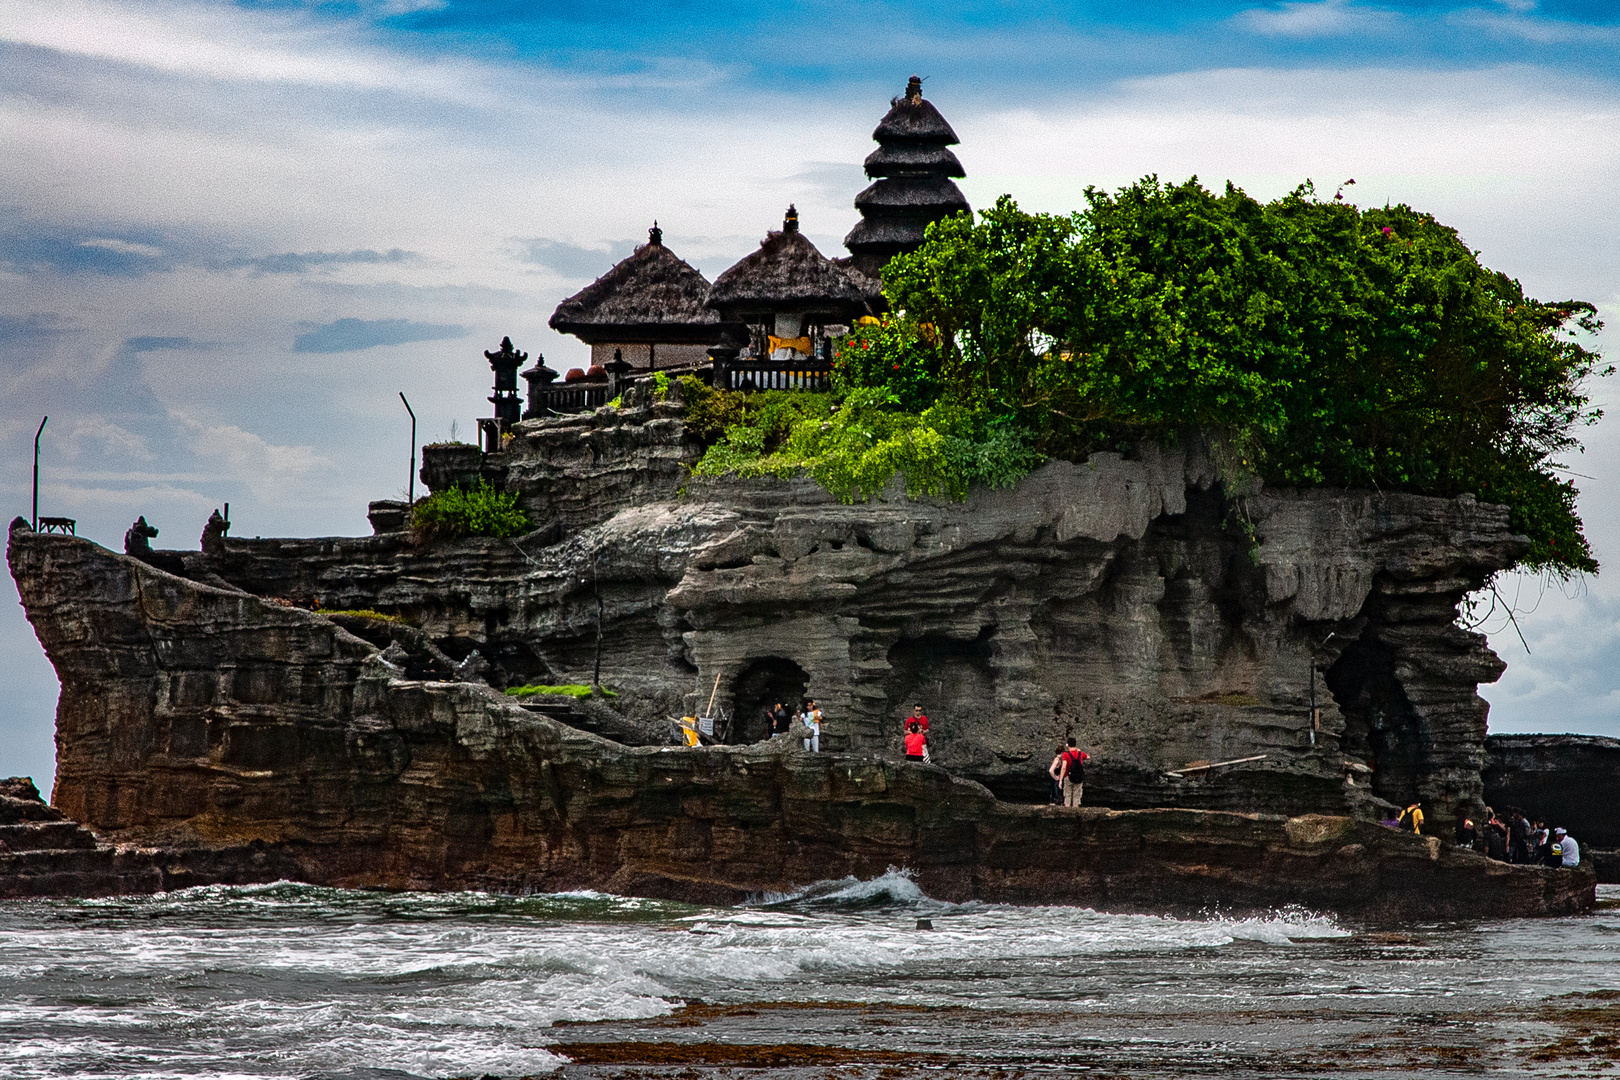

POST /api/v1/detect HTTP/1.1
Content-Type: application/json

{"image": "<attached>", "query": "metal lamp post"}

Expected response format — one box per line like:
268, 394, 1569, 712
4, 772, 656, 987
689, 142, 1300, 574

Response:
399, 392, 416, 506
32, 416, 47, 530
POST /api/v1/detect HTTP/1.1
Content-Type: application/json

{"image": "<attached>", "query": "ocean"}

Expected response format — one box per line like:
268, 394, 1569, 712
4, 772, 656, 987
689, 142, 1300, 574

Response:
0, 875, 1614, 1079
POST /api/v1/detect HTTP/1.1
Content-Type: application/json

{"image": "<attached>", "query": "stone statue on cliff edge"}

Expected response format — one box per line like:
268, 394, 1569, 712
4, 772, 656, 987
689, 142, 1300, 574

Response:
124, 516, 158, 557
201, 509, 229, 557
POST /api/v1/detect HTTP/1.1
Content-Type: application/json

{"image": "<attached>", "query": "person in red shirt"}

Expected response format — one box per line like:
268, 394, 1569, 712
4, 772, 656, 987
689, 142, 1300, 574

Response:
904, 721, 929, 762
1047, 738, 1088, 807
906, 704, 930, 733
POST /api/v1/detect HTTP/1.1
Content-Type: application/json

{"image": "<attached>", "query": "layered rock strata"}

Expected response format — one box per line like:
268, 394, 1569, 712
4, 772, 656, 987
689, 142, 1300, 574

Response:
2, 537, 1592, 918
87, 397, 1524, 826
27, 395, 1531, 827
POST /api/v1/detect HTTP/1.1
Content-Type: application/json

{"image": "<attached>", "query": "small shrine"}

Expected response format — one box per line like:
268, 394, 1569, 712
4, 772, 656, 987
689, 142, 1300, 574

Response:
548, 224, 742, 373
703, 206, 869, 388
844, 75, 970, 278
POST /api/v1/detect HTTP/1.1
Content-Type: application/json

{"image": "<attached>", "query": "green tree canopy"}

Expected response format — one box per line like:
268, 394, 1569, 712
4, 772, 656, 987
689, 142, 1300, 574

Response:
869, 179, 1607, 576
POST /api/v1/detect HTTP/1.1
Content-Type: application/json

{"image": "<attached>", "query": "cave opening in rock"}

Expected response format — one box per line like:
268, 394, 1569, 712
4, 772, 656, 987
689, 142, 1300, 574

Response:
729, 657, 810, 744
885, 628, 996, 764
1324, 639, 1428, 809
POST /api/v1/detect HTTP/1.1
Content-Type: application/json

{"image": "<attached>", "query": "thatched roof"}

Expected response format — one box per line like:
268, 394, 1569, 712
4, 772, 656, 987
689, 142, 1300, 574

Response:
871, 76, 959, 144
864, 143, 964, 178
549, 225, 734, 344
707, 207, 870, 319
854, 175, 969, 213
844, 216, 933, 250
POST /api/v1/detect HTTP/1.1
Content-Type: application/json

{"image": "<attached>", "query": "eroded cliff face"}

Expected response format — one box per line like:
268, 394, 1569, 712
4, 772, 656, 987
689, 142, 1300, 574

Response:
3, 531, 1590, 919
14, 396, 1525, 837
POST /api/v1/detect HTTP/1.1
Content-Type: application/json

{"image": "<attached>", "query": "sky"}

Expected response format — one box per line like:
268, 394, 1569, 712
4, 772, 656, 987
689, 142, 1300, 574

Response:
3, 0, 1619, 793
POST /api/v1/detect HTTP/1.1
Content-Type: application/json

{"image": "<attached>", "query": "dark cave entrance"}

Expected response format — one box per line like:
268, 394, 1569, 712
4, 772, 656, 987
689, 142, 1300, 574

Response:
884, 629, 996, 758
729, 657, 810, 744
1324, 640, 1428, 809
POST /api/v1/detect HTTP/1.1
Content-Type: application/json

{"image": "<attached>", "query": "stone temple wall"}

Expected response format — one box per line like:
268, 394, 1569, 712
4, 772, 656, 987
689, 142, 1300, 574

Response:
40, 391, 1528, 828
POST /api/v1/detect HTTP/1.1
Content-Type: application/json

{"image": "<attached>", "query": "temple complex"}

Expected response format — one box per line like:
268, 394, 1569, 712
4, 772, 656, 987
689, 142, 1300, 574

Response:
541, 76, 968, 403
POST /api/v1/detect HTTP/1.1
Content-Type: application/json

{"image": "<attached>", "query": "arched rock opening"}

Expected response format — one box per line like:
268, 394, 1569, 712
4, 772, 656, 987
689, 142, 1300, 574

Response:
884, 628, 996, 760
729, 657, 810, 744
1325, 639, 1428, 810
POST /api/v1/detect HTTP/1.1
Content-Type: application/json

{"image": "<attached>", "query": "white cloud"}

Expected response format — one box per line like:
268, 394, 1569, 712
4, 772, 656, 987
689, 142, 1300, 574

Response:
179, 417, 328, 501
1235, 0, 1395, 38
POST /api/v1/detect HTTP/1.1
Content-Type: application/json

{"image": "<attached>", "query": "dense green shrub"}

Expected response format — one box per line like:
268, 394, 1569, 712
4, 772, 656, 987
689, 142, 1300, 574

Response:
878, 183, 1607, 576
410, 480, 531, 540
678, 179, 1606, 577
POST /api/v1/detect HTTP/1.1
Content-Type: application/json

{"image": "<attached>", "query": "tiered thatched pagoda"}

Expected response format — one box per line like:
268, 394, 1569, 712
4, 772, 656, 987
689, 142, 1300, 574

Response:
843, 75, 970, 278
548, 225, 741, 371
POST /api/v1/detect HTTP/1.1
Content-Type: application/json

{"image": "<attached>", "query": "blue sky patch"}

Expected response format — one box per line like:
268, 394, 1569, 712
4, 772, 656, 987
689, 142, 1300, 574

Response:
292, 317, 469, 353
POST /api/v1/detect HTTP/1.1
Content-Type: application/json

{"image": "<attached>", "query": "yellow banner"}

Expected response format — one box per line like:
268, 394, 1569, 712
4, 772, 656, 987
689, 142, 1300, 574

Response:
767, 335, 812, 356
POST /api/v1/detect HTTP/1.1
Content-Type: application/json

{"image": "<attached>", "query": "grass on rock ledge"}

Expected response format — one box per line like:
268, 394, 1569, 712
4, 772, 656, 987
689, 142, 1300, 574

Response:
506, 684, 617, 699
411, 481, 531, 540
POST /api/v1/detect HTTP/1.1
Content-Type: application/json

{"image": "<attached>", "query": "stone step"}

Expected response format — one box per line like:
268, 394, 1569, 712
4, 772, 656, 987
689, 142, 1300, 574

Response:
0, 821, 96, 852
516, 701, 580, 720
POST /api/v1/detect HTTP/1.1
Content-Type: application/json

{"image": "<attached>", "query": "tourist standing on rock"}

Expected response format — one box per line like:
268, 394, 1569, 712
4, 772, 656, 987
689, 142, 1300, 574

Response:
1399, 802, 1424, 835
904, 721, 928, 762
1554, 828, 1580, 867
906, 704, 932, 762
1532, 819, 1550, 861
1508, 809, 1534, 863
767, 702, 790, 739
1050, 738, 1087, 807
1485, 813, 1509, 861
1048, 746, 1067, 804
803, 699, 822, 753
1455, 817, 1477, 847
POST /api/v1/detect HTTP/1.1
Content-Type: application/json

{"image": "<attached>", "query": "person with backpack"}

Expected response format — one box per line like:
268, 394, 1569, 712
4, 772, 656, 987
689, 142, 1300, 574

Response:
1048, 738, 1088, 807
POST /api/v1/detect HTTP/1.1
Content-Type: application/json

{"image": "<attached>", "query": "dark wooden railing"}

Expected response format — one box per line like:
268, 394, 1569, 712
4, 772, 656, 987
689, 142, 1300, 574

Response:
529, 381, 612, 416
714, 358, 832, 392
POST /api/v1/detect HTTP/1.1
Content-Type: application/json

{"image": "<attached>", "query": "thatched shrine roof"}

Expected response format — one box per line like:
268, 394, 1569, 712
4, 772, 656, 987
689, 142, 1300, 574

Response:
549, 225, 735, 344
707, 207, 870, 320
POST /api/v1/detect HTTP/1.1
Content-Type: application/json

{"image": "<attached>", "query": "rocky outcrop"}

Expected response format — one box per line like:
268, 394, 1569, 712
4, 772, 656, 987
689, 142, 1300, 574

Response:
9, 401, 1551, 913
0, 777, 291, 897
0, 537, 1593, 918
108, 406, 1524, 828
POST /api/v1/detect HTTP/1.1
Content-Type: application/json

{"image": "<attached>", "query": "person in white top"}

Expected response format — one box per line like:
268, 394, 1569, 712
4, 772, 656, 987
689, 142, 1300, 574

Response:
802, 699, 822, 753
1554, 828, 1580, 867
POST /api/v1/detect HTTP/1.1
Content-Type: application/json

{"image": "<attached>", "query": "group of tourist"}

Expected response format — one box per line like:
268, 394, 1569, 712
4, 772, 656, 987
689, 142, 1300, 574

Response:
1453, 807, 1581, 867
1047, 739, 1088, 807
903, 705, 931, 762
763, 700, 822, 752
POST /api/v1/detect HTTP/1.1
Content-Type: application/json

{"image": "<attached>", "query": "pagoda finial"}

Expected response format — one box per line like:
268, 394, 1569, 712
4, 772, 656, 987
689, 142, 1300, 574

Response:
905, 74, 923, 103
648, 221, 662, 246
784, 205, 799, 233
